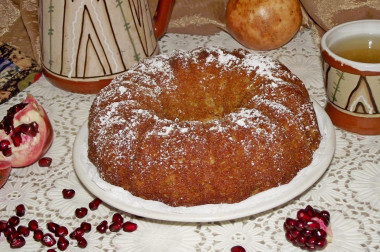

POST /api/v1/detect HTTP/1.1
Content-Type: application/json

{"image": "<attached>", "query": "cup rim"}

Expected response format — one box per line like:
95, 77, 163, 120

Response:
321, 19, 380, 72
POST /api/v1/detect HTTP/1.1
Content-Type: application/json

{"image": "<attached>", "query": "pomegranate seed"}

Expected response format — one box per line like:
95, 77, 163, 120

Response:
4, 226, 16, 237
80, 222, 91, 233
62, 189, 75, 199
0, 139, 10, 150
315, 229, 327, 238
295, 220, 305, 231
112, 213, 124, 224
285, 231, 295, 242
89, 198, 102, 210
75, 207, 88, 218
33, 229, 44, 241
13, 125, 21, 134
20, 124, 32, 135
305, 205, 316, 217
28, 219, 39, 231
2, 147, 12, 157
11, 133, 22, 147
306, 236, 318, 247
15, 204, 26, 217
122, 221, 137, 232
96, 220, 108, 233
47, 249, 57, 252
31, 122, 39, 134
7, 231, 20, 242
231, 245, 246, 252
8, 216, 20, 227
316, 237, 327, 248
38, 157, 52, 167
10, 103, 27, 115
283, 218, 296, 231
42, 233, 56, 247
57, 236, 69, 251
297, 234, 307, 246
17, 225, 30, 237
47, 222, 59, 233
305, 220, 320, 231
55, 225, 68, 237
69, 227, 84, 239
320, 210, 330, 223
297, 209, 312, 222
77, 236, 87, 248
0, 220, 7, 231
9, 235, 26, 248
302, 229, 315, 237
109, 222, 122, 232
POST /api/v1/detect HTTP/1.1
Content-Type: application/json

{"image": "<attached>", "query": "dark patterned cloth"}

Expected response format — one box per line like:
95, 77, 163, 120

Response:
0, 43, 41, 105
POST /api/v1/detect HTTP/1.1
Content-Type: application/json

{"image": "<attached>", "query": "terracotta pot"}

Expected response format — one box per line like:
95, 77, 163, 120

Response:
39, 0, 174, 94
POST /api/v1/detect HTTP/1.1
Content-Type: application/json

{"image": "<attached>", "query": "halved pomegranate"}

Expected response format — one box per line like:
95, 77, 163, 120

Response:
0, 95, 53, 167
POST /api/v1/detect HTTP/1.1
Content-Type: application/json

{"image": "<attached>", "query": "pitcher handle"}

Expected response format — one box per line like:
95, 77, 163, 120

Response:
153, 0, 175, 38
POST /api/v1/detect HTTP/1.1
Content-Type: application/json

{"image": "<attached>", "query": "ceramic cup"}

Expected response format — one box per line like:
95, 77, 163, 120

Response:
39, 0, 173, 94
321, 20, 380, 135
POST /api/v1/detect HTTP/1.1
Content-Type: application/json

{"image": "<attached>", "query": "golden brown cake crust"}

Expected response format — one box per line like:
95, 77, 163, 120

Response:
88, 48, 321, 207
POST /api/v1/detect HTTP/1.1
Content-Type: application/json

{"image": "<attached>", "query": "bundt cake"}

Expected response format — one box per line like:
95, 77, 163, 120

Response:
88, 47, 321, 207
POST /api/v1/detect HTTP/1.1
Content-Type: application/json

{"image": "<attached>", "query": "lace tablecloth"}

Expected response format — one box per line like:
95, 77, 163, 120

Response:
1, 29, 379, 252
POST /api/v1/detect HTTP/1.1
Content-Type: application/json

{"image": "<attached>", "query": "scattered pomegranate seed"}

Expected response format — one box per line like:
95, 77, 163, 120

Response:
7, 231, 20, 243
77, 236, 87, 248
284, 205, 332, 251
57, 236, 69, 251
47, 222, 60, 233
42, 233, 56, 247
17, 225, 30, 237
109, 222, 122, 232
231, 246, 246, 252
89, 198, 102, 210
112, 213, 124, 224
96, 220, 108, 233
28, 219, 39, 231
80, 222, 91, 233
69, 227, 85, 240
4, 226, 16, 237
122, 221, 137, 232
8, 215, 20, 227
47, 249, 57, 252
33, 229, 44, 241
9, 235, 26, 248
55, 225, 68, 237
38, 157, 52, 167
0, 219, 7, 231
75, 207, 88, 218
15, 204, 26, 217
62, 189, 75, 199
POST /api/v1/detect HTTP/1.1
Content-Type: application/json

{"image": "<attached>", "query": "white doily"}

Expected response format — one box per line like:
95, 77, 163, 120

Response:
0, 29, 379, 252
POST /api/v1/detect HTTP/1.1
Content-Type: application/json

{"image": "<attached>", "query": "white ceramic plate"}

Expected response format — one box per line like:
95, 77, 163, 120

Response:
73, 101, 335, 222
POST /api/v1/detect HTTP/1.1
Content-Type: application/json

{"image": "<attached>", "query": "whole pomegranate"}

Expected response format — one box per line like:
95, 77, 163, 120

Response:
226, 0, 302, 50
0, 95, 53, 168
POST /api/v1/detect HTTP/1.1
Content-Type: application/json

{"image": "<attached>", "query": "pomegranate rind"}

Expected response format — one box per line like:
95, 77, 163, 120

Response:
0, 94, 53, 168
0, 160, 12, 188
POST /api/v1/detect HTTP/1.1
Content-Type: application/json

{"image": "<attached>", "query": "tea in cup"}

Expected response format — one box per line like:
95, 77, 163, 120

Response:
321, 20, 380, 135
